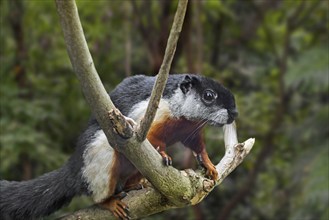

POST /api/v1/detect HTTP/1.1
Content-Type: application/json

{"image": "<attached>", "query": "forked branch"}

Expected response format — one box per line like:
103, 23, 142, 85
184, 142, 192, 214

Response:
56, 0, 255, 219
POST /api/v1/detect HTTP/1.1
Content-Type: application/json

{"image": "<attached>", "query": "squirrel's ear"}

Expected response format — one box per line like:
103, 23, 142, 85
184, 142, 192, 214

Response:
180, 75, 198, 94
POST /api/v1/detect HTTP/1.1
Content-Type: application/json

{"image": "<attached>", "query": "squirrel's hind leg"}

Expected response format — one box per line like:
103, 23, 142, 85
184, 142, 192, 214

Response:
100, 172, 147, 219
99, 192, 130, 219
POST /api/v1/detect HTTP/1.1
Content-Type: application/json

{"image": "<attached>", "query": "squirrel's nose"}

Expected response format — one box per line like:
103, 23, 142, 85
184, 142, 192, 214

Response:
228, 109, 238, 118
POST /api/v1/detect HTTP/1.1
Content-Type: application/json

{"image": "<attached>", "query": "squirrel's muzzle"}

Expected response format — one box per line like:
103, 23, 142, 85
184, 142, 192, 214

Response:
227, 109, 238, 124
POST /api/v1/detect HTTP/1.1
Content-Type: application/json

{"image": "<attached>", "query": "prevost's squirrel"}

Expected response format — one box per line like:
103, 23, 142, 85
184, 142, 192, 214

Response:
0, 74, 238, 219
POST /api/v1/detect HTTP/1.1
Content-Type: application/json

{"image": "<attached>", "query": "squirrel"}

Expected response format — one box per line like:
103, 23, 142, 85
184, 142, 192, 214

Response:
0, 74, 238, 219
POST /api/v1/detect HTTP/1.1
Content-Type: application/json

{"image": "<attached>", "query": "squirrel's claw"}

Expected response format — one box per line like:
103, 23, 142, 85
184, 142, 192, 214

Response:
158, 150, 173, 166
123, 116, 137, 130
195, 153, 218, 181
99, 193, 130, 220
163, 156, 173, 166
205, 165, 218, 181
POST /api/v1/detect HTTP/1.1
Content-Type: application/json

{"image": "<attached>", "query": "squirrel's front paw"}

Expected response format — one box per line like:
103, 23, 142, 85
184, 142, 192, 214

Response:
196, 154, 218, 180
158, 150, 173, 166
124, 116, 137, 130
205, 165, 218, 181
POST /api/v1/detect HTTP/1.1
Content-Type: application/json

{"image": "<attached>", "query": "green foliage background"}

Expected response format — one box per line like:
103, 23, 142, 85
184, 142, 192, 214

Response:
0, 0, 328, 220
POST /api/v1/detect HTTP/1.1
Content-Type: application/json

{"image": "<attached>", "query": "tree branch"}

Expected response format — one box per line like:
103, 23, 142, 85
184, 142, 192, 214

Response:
55, 0, 119, 147
216, 122, 254, 185
136, 0, 188, 142
61, 125, 255, 219
55, 0, 254, 219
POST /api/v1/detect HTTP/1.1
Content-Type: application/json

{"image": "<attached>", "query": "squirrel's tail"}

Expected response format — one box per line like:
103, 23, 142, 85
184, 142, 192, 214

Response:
0, 163, 84, 219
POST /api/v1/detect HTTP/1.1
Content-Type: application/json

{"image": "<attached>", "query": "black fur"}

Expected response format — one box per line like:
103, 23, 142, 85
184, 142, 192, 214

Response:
0, 122, 98, 219
0, 162, 85, 219
110, 74, 236, 116
0, 74, 236, 219
109, 74, 183, 115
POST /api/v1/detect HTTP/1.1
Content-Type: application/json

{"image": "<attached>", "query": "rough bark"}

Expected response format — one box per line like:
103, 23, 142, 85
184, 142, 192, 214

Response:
61, 122, 254, 220
55, 0, 254, 219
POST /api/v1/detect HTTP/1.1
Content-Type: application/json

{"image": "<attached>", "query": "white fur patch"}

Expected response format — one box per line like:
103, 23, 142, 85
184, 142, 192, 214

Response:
82, 130, 115, 203
82, 99, 171, 203
128, 99, 172, 122
128, 100, 148, 121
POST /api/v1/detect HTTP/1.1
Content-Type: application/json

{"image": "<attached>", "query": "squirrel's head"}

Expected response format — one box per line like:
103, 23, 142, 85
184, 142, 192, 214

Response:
170, 74, 238, 126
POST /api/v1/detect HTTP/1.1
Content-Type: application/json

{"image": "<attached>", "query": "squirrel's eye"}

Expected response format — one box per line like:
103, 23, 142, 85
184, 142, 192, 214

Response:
202, 90, 217, 104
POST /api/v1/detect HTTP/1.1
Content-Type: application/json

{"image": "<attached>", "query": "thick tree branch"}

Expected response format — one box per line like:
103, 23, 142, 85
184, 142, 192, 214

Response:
55, 0, 192, 214
55, 0, 119, 147
55, 0, 254, 219
136, 0, 188, 142
61, 124, 255, 219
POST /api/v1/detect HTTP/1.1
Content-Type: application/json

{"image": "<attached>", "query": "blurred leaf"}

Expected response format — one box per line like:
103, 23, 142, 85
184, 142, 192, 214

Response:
290, 146, 329, 220
285, 45, 329, 93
